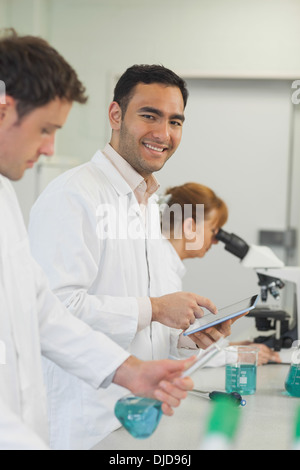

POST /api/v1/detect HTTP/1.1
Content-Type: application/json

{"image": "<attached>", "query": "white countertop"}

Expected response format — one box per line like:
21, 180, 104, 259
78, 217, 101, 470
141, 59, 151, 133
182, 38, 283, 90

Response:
93, 363, 299, 451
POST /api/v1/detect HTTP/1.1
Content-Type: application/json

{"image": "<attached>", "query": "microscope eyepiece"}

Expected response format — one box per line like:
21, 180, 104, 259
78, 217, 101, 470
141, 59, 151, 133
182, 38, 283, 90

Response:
215, 228, 232, 245
216, 229, 250, 260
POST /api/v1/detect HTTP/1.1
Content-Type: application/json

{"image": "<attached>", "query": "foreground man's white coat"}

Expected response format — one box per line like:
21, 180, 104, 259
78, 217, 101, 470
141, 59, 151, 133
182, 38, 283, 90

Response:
0, 175, 129, 449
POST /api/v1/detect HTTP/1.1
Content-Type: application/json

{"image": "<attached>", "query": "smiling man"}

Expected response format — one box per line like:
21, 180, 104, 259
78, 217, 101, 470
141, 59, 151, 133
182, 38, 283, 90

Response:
110, 82, 185, 177
28, 64, 230, 450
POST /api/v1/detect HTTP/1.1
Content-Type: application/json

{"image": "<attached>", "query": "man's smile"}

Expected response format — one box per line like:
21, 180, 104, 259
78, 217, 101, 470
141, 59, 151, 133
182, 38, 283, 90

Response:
143, 142, 169, 155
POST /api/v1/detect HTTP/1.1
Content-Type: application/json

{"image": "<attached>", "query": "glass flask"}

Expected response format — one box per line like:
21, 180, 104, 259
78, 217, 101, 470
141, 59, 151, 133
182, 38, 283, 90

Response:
114, 338, 228, 439
285, 342, 300, 397
114, 396, 163, 439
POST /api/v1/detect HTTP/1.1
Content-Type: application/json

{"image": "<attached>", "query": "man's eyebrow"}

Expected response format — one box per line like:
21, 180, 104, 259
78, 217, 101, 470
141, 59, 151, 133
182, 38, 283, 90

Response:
138, 106, 185, 123
44, 122, 63, 130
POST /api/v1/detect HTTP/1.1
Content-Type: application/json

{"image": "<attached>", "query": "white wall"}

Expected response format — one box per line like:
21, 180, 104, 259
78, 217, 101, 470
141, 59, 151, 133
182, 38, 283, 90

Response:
2, 0, 300, 156
0, 0, 298, 220
159, 78, 295, 339
1, 0, 300, 338
39, 0, 300, 158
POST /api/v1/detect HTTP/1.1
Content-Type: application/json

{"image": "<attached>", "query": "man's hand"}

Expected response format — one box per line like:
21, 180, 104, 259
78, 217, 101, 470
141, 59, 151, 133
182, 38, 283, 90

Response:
188, 319, 231, 349
188, 312, 249, 350
150, 292, 217, 330
113, 355, 196, 416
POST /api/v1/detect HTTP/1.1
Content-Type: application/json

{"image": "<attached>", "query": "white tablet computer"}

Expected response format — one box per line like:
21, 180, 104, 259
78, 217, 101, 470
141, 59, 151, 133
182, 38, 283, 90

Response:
183, 294, 259, 336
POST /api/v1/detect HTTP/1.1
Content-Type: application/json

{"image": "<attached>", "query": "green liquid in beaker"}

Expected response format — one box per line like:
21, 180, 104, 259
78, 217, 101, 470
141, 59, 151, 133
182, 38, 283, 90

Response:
114, 396, 163, 439
285, 364, 300, 397
226, 364, 257, 395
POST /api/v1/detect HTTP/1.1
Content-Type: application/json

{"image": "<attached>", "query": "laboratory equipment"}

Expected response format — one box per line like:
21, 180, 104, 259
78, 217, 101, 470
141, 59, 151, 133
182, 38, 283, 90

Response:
285, 341, 300, 397
181, 337, 228, 377
225, 346, 258, 395
216, 229, 300, 351
183, 295, 259, 336
191, 389, 246, 407
200, 395, 241, 450
114, 338, 227, 439
114, 396, 163, 439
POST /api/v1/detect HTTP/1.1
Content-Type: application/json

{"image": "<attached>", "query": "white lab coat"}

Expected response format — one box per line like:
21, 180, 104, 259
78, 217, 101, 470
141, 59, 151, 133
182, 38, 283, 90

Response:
29, 150, 173, 450
161, 236, 187, 293
162, 237, 227, 366
0, 175, 129, 450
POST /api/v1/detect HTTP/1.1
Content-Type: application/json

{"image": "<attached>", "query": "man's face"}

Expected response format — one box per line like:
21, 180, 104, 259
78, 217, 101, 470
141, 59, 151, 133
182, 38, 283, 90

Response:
109, 83, 185, 178
0, 97, 72, 181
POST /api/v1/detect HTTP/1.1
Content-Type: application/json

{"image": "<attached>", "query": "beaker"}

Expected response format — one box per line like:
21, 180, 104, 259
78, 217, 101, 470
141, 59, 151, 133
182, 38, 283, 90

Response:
225, 346, 258, 395
285, 341, 300, 398
114, 395, 163, 439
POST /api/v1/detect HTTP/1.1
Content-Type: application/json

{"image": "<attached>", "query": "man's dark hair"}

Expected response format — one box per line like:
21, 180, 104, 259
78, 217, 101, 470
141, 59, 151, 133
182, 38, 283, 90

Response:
113, 64, 188, 116
0, 28, 88, 119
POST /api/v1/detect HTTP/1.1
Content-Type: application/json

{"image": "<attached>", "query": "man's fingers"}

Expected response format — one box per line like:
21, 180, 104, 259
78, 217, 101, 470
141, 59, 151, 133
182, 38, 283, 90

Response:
152, 362, 195, 416
154, 388, 181, 410
216, 319, 232, 336
190, 331, 215, 349
158, 379, 189, 399
231, 311, 249, 324
160, 403, 174, 416
193, 306, 204, 319
159, 357, 196, 380
181, 356, 197, 373
195, 296, 218, 314
154, 378, 191, 411
190, 326, 224, 348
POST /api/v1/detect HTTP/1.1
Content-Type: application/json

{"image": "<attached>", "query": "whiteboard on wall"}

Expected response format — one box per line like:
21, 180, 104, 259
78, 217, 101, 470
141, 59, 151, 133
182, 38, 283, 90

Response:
158, 78, 293, 339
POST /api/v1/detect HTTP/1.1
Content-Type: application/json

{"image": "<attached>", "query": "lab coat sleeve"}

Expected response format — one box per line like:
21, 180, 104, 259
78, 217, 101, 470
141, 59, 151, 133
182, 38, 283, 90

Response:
169, 329, 226, 366
28, 188, 139, 350
169, 328, 199, 358
0, 395, 49, 450
33, 258, 130, 390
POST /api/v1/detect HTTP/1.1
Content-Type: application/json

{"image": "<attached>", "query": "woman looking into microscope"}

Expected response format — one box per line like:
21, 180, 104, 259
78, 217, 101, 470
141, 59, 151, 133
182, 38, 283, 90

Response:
160, 182, 281, 365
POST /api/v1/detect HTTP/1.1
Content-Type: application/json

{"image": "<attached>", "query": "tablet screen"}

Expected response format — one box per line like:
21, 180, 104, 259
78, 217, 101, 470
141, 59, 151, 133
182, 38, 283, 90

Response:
183, 294, 259, 336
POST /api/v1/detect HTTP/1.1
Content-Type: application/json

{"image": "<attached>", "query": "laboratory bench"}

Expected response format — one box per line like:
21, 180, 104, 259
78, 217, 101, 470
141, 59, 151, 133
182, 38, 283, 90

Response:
93, 363, 299, 451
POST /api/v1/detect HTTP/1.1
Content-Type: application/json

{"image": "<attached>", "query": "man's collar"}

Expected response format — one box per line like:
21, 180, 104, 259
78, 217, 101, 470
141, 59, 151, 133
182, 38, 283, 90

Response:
102, 143, 160, 198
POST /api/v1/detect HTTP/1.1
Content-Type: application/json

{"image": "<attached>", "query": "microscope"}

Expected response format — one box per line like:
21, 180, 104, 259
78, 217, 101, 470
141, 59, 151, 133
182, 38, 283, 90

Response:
216, 229, 300, 351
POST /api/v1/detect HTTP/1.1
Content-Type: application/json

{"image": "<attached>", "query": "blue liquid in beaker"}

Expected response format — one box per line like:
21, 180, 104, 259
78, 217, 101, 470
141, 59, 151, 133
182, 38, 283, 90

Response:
114, 396, 163, 439
285, 364, 300, 397
226, 364, 257, 395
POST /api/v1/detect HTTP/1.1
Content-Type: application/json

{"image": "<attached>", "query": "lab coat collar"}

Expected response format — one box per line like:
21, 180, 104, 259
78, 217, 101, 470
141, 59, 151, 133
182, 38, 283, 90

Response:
102, 143, 145, 194
91, 149, 160, 206
91, 150, 148, 223
92, 150, 133, 197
